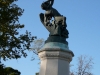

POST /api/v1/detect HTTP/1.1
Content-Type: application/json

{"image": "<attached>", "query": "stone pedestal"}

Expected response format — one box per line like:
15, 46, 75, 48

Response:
38, 42, 74, 75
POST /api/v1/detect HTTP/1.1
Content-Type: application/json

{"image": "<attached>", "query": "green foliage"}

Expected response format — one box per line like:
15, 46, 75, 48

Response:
4, 67, 21, 75
0, 0, 36, 60
0, 63, 5, 74
0, 63, 20, 75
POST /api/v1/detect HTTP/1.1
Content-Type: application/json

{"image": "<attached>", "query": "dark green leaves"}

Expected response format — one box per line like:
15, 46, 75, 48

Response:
0, 0, 36, 60
0, 63, 21, 75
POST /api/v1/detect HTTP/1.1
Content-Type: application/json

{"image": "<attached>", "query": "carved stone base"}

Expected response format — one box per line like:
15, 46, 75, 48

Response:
38, 42, 74, 75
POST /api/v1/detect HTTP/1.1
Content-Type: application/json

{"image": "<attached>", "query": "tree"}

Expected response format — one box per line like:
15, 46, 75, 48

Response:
29, 38, 45, 61
70, 55, 94, 75
30, 38, 45, 55
0, 63, 4, 74
0, 0, 36, 60
4, 67, 21, 75
0, 63, 20, 75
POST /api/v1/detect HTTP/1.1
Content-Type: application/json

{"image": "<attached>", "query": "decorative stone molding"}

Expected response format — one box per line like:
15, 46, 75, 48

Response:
39, 49, 73, 63
38, 42, 74, 62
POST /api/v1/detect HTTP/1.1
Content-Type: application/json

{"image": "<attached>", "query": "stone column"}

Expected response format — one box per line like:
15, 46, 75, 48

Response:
38, 42, 74, 75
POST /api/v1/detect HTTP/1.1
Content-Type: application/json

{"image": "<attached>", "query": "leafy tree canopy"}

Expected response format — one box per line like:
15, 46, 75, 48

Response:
0, 63, 21, 75
0, 0, 36, 60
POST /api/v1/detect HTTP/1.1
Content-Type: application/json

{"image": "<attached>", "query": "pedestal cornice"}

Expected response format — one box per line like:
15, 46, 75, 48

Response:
38, 42, 74, 62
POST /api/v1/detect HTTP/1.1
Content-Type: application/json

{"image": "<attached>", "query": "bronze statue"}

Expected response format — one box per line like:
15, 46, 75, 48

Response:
41, 0, 66, 26
39, 0, 69, 44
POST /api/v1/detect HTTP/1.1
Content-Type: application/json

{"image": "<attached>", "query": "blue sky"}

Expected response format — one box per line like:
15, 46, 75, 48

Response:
2, 0, 100, 75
